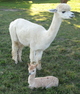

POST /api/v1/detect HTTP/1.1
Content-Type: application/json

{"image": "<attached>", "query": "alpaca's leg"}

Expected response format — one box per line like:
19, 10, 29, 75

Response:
35, 50, 43, 70
29, 49, 36, 64
12, 41, 19, 64
37, 60, 42, 70
18, 43, 24, 62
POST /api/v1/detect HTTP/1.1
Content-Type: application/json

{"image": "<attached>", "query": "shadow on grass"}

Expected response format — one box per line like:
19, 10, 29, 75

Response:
0, 1, 32, 9
29, 0, 60, 3
0, 0, 61, 10
31, 11, 80, 31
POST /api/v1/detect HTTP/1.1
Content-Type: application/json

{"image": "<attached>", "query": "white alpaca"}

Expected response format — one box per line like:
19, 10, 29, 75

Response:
28, 64, 59, 89
9, 3, 74, 69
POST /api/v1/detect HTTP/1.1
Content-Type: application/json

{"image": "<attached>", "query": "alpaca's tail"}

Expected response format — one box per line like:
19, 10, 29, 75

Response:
9, 20, 18, 42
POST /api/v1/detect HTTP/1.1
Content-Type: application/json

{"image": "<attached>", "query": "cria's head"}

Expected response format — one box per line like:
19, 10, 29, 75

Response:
28, 64, 37, 75
49, 3, 75, 19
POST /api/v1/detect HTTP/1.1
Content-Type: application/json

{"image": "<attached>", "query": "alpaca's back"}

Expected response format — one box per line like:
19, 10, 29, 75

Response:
9, 18, 46, 47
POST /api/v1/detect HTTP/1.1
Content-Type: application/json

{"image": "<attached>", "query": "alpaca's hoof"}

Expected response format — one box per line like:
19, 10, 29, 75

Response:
12, 57, 18, 64
15, 61, 18, 64
37, 64, 42, 70
19, 60, 22, 62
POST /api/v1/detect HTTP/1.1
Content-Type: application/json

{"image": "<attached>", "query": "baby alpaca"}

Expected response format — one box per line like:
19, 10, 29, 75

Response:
28, 64, 59, 89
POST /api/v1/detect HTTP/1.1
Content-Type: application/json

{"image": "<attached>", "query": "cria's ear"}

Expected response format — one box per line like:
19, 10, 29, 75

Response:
49, 9, 57, 13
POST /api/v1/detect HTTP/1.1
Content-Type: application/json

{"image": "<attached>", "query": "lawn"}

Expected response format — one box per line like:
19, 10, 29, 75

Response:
0, 0, 80, 94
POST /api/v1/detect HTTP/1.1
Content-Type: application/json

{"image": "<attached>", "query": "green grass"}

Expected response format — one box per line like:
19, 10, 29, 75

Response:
0, 0, 80, 12
0, 0, 80, 94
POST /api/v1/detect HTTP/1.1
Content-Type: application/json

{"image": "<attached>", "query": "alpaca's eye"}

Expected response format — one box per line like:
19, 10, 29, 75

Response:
62, 11, 66, 13
33, 70, 34, 72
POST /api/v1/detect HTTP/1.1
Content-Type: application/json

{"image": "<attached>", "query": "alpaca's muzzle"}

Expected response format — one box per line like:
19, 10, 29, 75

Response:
29, 73, 31, 75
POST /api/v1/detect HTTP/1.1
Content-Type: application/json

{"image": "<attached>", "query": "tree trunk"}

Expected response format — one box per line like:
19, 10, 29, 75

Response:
60, 0, 68, 3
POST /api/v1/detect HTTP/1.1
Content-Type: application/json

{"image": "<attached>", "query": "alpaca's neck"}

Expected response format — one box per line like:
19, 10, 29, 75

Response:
28, 74, 35, 83
47, 13, 62, 43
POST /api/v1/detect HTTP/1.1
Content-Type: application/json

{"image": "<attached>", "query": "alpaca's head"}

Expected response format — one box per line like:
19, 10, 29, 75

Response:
49, 3, 75, 19
28, 64, 37, 75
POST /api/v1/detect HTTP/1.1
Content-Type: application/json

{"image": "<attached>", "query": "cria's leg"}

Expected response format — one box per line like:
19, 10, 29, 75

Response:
28, 85, 34, 89
18, 43, 24, 62
12, 41, 19, 64
45, 83, 53, 89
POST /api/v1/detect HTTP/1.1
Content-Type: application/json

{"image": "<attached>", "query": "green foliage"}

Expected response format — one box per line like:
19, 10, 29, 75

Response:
0, 1, 80, 94
0, 0, 23, 2
0, 0, 60, 3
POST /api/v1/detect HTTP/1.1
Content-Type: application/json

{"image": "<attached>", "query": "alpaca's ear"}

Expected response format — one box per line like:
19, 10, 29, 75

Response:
49, 9, 57, 13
